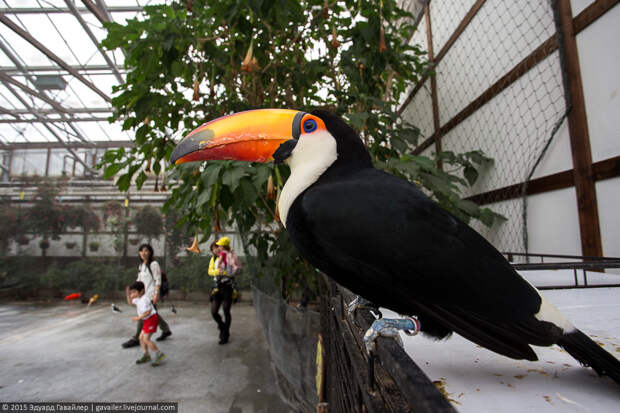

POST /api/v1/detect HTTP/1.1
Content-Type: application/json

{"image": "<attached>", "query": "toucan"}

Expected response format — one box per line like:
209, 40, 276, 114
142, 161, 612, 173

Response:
171, 108, 620, 384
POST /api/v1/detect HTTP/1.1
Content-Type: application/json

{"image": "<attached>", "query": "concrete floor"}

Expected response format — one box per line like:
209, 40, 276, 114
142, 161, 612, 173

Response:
0, 299, 292, 413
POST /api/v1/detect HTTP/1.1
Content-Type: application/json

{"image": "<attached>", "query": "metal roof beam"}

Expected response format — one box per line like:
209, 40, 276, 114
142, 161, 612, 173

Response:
94, 0, 114, 23
0, 13, 111, 103
0, 82, 96, 173
0, 64, 125, 73
0, 106, 21, 119
0, 6, 143, 15
0, 70, 92, 144
8, 107, 112, 115
0, 71, 71, 114
0, 116, 110, 123
80, 0, 111, 24
0, 38, 107, 144
64, 0, 123, 84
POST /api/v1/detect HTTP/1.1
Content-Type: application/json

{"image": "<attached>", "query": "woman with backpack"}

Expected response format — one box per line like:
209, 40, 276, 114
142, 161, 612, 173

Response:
122, 244, 173, 348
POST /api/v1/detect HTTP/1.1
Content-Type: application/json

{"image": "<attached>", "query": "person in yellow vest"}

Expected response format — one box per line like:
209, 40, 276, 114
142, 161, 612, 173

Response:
208, 237, 242, 344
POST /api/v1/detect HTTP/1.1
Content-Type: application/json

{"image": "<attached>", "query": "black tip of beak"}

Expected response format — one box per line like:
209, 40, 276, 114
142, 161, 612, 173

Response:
170, 129, 214, 164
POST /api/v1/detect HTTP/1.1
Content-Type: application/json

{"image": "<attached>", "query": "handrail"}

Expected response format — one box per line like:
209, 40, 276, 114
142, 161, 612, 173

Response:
512, 260, 620, 270
505, 253, 620, 290
503, 251, 620, 261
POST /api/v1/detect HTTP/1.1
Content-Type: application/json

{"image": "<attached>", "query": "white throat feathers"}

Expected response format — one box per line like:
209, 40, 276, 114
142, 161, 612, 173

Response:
278, 130, 338, 227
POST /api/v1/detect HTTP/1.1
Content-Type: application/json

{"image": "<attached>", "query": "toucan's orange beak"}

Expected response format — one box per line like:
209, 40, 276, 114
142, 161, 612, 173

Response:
170, 109, 303, 165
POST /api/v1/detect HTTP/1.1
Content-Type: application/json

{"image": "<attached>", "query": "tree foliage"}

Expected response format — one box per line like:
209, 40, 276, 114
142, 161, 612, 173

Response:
100, 0, 504, 294
134, 205, 164, 242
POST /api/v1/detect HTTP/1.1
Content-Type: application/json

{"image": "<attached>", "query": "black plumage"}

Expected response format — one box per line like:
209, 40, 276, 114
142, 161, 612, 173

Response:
284, 110, 620, 382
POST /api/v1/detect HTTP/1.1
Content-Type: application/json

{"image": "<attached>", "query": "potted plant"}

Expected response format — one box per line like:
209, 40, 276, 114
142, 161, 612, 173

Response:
65, 241, 77, 249
88, 241, 100, 252
39, 239, 50, 250
129, 238, 139, 245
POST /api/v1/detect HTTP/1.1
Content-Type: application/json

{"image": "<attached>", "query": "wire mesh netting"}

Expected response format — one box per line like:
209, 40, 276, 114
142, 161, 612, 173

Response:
402, 0, 569, 261
239, 231, 320, 413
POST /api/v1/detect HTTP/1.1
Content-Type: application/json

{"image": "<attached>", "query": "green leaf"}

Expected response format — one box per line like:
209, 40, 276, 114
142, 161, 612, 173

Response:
135, 171, 147, 189
104, 163, 125, 180
410, 155, 436, 170
152, 160, 161, 175
202, 163, 223, 188
221, 167, 246, 193
236, 178, 259, 208
250, 164, 272, 187
464, 166, 478, 186
196, 188, 211, 208
457, 199, 479, 215
346, 112, 369, 130
116, 173, 132, 192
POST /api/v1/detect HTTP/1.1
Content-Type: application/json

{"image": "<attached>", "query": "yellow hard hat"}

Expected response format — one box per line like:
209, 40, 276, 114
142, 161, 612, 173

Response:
215, 236, 230, 247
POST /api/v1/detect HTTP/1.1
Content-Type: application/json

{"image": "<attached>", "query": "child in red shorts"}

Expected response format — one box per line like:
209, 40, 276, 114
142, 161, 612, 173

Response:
126, 281, 165, 366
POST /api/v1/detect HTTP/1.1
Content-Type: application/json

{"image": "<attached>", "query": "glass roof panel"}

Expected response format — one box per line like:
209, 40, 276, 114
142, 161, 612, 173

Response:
0, 0, 165, 144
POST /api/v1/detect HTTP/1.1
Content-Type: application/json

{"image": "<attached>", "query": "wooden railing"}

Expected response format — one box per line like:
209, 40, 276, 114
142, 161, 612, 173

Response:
318, 275, 457, 413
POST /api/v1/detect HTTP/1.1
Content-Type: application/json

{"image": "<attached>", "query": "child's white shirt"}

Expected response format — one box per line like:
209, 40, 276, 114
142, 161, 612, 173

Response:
132, 295, 156, 318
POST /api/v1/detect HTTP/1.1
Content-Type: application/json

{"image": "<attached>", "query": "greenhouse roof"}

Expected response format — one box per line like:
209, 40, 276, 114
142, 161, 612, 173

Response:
0, 0, 165, 144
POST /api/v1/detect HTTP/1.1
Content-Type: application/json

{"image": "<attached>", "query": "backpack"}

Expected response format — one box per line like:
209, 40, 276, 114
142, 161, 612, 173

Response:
229, 251, 243, 275
145, 262, 169, 297
160, 271, 170, 297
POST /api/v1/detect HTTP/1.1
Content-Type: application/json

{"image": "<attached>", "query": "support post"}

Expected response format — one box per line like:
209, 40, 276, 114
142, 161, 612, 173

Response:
45, 147, 51, 177
424, 3, 442, 169
554, 0, 603, 257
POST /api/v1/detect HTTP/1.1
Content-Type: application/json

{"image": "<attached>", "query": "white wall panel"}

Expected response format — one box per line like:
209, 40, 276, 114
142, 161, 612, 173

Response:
409, 5, 427, 52
596, 177, 620, 258
435, 1, 556, 123
401, 79, 435, 140
530, 119, 574, 179
469, 198, 525, 257
429, 0, 476, 53
571, 0, 596, 15
441, 52, 566, 198
526, 187, 582, 256
576, 4, 620, 162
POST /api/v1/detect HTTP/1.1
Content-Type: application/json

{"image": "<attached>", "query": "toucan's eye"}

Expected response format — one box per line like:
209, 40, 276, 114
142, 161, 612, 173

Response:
303, 119, 317, 133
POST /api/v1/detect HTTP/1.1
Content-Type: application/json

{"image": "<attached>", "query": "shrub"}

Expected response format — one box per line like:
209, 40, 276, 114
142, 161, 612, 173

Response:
166, 255, 212, 294
44, 260, 137, 294
0, 256, 41, 289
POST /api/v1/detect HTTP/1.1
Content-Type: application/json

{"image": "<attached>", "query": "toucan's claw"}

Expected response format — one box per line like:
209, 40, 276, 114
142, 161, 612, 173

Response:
363, 316, 421, 354
348, 295, 382, 319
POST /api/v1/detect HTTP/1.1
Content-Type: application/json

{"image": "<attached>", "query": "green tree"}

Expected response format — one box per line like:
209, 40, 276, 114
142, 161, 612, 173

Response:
134, 205, 163, 244
100, 0, 503, 295
25, 179, 73, 257
0, 198, 23, 255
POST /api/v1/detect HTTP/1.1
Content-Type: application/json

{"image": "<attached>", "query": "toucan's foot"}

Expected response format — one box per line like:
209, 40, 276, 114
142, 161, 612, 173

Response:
363, 316, 421, 354
347, 295, 382, 318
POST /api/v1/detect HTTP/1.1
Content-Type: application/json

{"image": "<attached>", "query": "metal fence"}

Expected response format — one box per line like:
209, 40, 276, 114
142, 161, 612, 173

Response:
506, 252, 620, 289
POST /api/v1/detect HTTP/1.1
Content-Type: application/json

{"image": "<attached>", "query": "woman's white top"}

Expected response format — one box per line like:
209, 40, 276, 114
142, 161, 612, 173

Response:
136, 260, 161, 300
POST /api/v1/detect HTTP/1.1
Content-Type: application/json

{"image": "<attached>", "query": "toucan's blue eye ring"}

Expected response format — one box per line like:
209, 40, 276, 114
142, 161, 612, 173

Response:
303, 119, 317, 133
